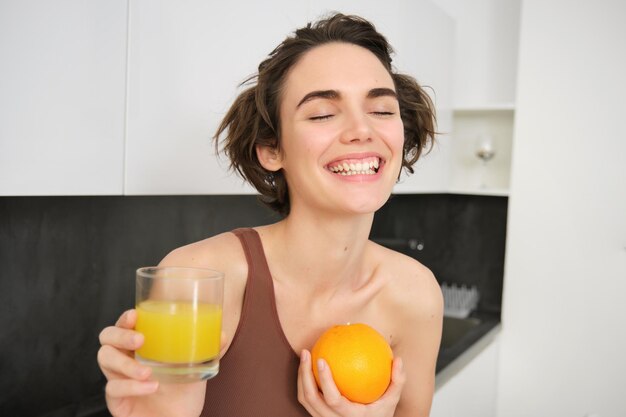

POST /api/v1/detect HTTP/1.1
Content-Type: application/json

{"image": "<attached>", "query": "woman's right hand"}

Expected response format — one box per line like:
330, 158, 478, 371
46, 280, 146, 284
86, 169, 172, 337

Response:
97, 309, 206, 417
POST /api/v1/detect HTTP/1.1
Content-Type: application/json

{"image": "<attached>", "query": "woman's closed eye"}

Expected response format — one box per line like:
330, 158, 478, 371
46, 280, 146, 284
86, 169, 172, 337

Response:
309, 114, 334, 121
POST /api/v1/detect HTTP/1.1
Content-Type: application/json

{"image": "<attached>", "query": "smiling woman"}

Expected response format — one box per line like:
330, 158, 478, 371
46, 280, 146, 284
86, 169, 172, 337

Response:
256, 42, 406, 216
215, 14, 437, 217
97, 13, 443, 417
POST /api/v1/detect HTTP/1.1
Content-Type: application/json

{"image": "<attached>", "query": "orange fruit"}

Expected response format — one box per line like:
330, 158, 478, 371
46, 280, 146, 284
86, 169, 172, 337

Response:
310, 323, 393, 404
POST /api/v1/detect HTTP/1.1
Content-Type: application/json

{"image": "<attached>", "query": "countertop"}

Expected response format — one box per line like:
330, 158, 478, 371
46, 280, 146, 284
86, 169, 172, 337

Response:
435, 312, 501, 388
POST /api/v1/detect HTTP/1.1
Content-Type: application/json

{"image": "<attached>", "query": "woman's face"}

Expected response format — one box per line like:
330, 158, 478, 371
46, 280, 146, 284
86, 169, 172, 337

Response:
276, 42, 405, 216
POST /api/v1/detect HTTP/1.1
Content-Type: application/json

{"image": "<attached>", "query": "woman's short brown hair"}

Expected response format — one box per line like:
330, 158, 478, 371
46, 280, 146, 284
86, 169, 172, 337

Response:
214, 13, 437, 216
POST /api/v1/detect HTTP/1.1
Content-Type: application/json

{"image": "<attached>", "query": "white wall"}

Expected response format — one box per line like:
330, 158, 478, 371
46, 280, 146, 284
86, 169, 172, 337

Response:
497, 1, 626, 416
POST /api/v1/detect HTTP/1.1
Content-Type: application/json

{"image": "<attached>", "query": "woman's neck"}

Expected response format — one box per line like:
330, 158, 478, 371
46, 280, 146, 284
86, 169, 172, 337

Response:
261, 209, 375, 298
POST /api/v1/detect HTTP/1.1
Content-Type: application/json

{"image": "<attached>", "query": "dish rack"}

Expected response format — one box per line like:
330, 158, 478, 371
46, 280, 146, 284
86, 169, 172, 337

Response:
441, 282, 480, 319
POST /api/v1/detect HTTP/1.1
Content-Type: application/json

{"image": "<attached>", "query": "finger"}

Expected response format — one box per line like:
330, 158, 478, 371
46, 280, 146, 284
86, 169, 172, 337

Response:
115, 309, 137, 329
99, 326, 144, 352
377, 357, 405, 403
315, 358, 346, 408
296, 350, 307, 398
296, 350, 318, 416
98, 344, 152, 381
219, 330, 228, 356
297, 350, 339, 417
390, 357, 406, 390
105, 378, 159, 398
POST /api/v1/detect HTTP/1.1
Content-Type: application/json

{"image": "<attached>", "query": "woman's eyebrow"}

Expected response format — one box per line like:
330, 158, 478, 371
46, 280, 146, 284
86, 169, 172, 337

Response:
367, 87, 398, 99
296, 87, 397, 109
296, 90, 340, 108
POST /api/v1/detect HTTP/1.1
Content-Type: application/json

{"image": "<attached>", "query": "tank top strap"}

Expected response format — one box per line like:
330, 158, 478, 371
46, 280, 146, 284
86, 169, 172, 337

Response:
232, 227, 271, 276
230, 228, 279, 332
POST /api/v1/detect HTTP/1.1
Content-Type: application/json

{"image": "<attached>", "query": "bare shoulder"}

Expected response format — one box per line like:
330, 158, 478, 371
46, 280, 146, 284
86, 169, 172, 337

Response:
159, 231, 246, 276
371, 243, 443, 334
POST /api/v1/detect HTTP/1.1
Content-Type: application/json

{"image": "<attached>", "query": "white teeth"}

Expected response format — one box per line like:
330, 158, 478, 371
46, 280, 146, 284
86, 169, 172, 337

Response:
328, 157, 381, 176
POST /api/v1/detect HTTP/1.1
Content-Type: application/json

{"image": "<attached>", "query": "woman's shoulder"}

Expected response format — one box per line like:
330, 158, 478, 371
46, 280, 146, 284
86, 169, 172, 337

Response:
370, 242, 443, 321
159, 230, 248, 278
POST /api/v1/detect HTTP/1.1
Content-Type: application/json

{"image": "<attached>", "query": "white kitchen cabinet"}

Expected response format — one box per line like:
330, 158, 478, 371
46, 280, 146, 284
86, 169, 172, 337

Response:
429, 0, 521, 196
0, 0, 127, 195
124, 0, 308, 195
0, 0, 457, 196
429, 0, 521, 108
431, 331, 500, 417
125, 0, 455, 195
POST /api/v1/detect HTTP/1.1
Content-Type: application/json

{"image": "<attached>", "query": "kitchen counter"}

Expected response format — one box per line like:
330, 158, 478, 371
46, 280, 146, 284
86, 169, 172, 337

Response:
435, 312, 501, 387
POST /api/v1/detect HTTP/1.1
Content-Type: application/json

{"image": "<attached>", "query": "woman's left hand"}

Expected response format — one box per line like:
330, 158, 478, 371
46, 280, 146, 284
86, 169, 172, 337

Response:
297, 349, 406, 417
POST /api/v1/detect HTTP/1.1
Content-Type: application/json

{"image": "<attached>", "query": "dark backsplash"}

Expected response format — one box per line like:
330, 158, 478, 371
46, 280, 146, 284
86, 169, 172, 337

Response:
371, 194, 507, 314
0, 194, 507, 416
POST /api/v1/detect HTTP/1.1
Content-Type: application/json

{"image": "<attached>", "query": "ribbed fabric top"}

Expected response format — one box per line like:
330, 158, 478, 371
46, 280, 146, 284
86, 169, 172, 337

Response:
200, 228, 310, 417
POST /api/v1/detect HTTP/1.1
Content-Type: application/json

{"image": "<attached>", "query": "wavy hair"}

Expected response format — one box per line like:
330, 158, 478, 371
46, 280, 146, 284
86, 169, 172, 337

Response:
214, 13, 437, 216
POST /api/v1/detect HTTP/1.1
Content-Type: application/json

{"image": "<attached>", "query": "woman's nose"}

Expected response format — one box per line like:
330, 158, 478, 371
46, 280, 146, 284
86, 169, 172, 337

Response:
339, 111, 372, 144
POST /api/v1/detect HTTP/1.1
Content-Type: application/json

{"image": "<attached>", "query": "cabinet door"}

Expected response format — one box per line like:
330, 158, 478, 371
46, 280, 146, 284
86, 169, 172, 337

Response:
125, 0, 308, 194
125, 0, 454, 195
391, 0, 454, 193
428, 0, 521, 108
0, 0, 127, 195
431, 335, 500, 417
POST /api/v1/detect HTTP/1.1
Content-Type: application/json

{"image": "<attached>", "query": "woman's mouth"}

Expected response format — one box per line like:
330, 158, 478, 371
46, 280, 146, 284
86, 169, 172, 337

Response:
325, 156, 382, 176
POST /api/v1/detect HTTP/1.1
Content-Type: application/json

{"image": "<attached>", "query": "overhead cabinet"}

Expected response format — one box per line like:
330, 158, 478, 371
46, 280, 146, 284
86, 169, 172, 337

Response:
0, 0, 456, 196
0, 0, 128, 195
124, 0, 455, 195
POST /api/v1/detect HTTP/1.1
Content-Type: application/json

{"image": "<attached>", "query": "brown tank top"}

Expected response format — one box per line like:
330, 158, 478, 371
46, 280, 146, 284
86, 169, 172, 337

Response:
200, 228, 310, 417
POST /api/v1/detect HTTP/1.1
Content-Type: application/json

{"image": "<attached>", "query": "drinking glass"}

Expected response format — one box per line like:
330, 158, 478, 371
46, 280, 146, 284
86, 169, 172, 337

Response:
475, 136, 496, 188
135, 266, 224, 383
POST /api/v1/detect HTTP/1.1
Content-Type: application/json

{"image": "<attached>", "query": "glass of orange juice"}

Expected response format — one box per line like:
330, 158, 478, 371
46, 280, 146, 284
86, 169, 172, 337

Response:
135, 266, 224, 383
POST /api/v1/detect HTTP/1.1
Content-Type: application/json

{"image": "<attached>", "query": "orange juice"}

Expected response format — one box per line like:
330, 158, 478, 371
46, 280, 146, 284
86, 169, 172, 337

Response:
135, 300, 222, 364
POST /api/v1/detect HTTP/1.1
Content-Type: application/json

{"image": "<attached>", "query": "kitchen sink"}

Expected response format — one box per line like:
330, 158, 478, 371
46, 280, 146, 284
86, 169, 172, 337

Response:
440, 316, 482, 349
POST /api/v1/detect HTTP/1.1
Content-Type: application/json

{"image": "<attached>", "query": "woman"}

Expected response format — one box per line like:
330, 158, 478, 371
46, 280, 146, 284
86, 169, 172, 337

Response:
97, 13, 443, 417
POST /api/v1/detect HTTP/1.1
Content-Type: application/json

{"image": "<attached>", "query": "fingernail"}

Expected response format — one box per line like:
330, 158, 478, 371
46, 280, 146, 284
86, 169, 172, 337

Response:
300, 350, 307, 363
317, 358, 325, 372
136, 366, 150, 379
133, 333, 143, 346
143, 380, 158, 392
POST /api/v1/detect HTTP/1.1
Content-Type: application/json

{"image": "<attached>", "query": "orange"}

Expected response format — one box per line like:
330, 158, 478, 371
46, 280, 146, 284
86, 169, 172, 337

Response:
310, 323, 393, 404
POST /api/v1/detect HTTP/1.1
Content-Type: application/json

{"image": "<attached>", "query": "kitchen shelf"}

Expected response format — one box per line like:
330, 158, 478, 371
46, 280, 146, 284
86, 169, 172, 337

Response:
453, 103, 515, 114
447, 188, 510, 197
447, 104, 515, 195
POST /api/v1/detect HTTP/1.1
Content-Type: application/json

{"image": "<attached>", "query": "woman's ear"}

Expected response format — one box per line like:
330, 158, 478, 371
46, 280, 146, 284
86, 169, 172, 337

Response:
256, 144, 283, 172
